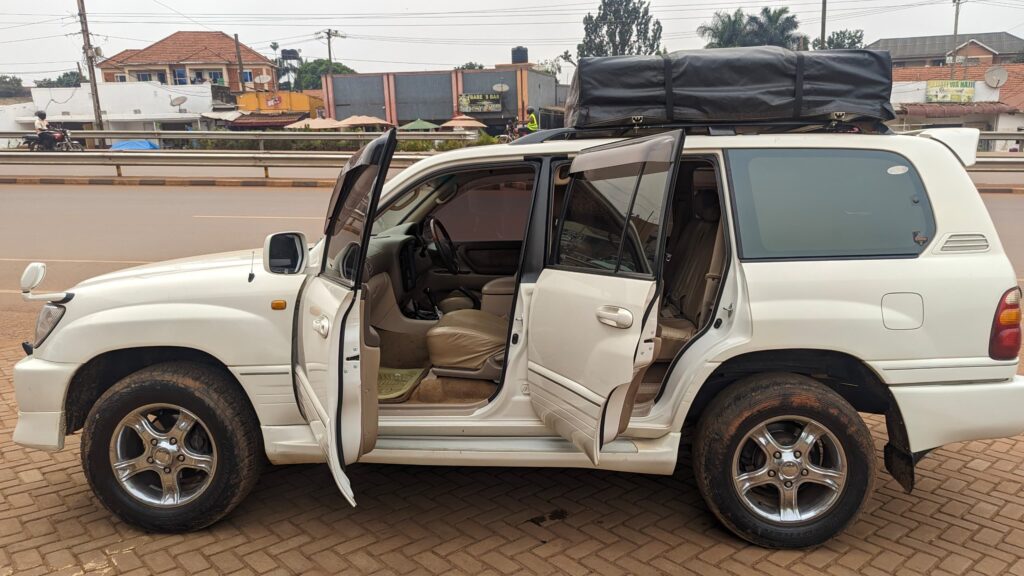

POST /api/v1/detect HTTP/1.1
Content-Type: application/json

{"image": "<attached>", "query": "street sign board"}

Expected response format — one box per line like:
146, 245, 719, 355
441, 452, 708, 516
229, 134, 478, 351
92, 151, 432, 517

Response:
925, 80, 976, 103
458, 93, 502, 113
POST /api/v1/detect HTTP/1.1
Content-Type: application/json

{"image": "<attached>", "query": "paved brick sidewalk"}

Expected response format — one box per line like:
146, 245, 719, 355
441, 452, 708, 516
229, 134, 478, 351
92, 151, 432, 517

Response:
4, 313, 1024, 575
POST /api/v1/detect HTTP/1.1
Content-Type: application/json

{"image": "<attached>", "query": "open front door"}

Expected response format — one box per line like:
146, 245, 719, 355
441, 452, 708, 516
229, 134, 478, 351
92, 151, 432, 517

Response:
293, 129, 397, 505
527, 130, 684, 464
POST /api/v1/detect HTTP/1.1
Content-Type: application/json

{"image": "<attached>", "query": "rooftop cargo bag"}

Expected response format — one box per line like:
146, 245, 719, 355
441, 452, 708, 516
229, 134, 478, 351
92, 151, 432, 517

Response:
564, 46, 895, 128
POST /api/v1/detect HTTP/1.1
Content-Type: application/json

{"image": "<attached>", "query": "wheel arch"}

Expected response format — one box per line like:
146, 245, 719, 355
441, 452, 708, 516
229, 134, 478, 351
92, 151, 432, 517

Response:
64, 346, 253, 436
682, 348, 916, 491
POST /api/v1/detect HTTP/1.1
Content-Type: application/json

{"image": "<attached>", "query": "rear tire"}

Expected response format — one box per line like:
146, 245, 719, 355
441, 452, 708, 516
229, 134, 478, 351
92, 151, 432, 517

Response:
693, 372, 875, 548
81, 362, 262, 532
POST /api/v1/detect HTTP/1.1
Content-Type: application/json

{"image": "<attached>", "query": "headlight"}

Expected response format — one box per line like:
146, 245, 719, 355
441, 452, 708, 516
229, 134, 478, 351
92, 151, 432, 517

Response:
34, 304, 65, 347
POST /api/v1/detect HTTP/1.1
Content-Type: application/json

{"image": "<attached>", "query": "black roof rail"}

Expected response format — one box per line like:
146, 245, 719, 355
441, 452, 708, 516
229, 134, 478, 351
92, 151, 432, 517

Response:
510, 118, 892, 145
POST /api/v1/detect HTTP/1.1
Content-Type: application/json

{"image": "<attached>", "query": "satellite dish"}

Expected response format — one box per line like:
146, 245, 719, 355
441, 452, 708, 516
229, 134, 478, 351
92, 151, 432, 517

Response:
169, 96, 188, 106
985, 66, 1009, 89
492, 83, 510, 93
254, 74, 272, 84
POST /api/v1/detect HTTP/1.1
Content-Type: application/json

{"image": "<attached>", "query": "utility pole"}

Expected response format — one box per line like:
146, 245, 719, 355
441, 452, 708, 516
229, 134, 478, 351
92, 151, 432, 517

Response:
820, 0, 827, 50
949, 0, 962, 80
320, 29, 344, 66
76, 0, 104, 130
234, 33, 246, 93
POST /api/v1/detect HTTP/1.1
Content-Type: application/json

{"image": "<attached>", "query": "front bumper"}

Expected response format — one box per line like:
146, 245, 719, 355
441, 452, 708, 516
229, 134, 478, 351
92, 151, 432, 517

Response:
12, 356, 78, 451
891, 375, 1024, 453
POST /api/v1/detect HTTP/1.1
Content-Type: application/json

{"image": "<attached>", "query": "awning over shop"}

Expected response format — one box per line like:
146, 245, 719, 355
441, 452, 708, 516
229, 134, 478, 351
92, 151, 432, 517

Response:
900, 102, 1018, 118
201, 110, 247, 122
339, 115, 393, 129
228, 112, 307, 129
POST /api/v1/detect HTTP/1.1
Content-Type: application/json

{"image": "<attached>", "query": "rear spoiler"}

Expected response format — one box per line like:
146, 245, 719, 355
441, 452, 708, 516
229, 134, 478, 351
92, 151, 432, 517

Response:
914, 128, 979, 167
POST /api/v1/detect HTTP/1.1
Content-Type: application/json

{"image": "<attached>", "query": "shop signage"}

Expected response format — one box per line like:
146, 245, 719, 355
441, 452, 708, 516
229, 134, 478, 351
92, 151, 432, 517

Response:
925, 80, 976, 103
458, 93, 502, 113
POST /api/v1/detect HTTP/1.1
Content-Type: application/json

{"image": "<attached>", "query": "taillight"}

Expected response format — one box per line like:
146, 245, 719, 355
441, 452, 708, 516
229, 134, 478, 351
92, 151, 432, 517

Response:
990, 287, 1022, 360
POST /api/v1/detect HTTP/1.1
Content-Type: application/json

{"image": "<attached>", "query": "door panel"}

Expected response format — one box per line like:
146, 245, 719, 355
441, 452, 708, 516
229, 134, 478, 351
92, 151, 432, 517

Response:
527, 269, 658, 462
458, 240, 522, 276
526, 130, 684, 464
293, 129, 396, 505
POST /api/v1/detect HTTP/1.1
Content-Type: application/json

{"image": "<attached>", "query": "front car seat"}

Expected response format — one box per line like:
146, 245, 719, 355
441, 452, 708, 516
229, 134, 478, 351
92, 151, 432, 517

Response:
425, 309, 507, 381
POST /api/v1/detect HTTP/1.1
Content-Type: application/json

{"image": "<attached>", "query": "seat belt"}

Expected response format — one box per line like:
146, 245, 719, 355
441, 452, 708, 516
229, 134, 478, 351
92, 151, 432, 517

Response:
698, 223, 726, 327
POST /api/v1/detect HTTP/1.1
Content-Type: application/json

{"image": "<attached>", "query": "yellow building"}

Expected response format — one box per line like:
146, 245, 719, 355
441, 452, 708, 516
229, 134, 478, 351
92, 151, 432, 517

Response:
236, 92, 324, 115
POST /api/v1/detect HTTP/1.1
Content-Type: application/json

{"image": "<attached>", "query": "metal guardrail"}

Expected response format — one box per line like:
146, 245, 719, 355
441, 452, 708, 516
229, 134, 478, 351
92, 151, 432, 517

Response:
0, 150, 430, 176
0, 129, 474, 142
0, 150, 1016, 179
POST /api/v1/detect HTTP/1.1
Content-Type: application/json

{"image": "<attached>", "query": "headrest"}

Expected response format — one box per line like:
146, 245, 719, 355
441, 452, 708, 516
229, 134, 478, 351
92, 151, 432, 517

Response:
693, 188, 720, 223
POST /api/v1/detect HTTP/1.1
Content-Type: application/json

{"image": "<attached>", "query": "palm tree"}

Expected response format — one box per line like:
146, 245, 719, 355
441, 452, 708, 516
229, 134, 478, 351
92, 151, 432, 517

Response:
697, 9, 751, 49
747, 7, 801, 48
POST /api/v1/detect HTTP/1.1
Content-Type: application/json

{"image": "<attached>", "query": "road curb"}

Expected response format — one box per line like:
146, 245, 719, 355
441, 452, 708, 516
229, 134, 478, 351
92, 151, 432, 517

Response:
0, 176, 335, 187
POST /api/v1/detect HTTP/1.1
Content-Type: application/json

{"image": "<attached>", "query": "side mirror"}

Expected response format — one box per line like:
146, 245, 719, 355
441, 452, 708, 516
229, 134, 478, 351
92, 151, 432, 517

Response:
263, 232, 308, 275
20, 262, 46, 292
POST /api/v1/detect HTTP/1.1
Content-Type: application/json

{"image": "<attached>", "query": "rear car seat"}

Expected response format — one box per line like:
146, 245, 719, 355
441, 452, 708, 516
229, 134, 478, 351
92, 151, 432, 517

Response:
657, 187, 721, 361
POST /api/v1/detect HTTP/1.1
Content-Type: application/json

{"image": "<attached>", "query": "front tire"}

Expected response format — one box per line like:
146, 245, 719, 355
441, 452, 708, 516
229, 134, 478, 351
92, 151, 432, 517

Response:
82, 362, 262, 532
693, 373, 875, 548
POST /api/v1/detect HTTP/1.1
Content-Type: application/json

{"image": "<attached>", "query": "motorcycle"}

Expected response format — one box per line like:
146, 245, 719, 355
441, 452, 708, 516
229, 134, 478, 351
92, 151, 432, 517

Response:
23, 127, 83, 152
497, 117, 521, 144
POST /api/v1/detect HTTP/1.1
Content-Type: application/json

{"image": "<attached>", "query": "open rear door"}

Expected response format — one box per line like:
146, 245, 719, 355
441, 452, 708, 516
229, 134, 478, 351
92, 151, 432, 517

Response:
293, 129, 397, 505
527, 130, 683, 464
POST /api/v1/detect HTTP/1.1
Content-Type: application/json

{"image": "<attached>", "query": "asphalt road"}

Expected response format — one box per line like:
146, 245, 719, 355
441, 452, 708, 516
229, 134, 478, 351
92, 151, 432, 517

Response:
0, 184, 330, 314
0, 185, 1022, 316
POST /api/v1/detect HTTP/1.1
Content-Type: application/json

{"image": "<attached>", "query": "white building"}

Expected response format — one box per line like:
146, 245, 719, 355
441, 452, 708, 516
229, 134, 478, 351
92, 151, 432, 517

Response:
0, 82, 233, 147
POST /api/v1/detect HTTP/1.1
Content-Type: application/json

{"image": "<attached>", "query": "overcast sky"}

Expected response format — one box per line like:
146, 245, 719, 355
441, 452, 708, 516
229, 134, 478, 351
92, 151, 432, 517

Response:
1, 0, 1019, 85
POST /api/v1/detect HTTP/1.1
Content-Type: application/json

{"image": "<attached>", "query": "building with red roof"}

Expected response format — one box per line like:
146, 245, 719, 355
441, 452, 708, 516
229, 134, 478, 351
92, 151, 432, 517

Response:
98, 31, 276, 93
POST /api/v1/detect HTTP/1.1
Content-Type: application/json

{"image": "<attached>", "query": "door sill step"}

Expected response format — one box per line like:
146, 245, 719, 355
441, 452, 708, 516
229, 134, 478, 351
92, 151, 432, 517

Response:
373, 435, 638, 454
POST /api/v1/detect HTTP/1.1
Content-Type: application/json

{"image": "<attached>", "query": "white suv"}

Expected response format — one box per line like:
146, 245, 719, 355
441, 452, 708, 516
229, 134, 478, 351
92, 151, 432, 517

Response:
13, 126, 1023, 548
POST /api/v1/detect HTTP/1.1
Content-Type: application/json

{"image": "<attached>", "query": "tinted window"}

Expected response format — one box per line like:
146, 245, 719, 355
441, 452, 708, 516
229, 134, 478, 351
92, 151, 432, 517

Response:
430, 171, 534, 242
324, 164, 380, 284
728, 149, 934, 260
554, 161, 669, 275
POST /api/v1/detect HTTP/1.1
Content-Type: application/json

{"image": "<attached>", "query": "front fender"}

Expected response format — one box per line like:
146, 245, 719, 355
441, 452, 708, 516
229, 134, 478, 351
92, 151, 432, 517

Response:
37, 302, 293, 367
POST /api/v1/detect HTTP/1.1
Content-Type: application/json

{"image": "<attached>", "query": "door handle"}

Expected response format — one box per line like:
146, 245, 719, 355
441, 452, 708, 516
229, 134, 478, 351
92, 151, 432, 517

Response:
313, 315, 330, 338
596, 305, 633, 329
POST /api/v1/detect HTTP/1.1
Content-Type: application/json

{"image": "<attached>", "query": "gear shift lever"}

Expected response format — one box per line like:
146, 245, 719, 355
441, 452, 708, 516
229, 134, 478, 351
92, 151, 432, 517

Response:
424, 288, 443, 319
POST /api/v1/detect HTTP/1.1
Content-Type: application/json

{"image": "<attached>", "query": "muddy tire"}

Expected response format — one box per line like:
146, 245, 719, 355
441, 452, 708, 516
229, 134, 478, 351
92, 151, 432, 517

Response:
693, 372, 875, 548
81, 362, 262, 532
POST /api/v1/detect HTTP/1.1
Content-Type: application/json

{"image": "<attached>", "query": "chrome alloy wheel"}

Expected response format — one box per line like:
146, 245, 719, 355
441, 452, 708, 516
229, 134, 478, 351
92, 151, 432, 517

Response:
108, 404, 217, 508
731, 415, 847, 524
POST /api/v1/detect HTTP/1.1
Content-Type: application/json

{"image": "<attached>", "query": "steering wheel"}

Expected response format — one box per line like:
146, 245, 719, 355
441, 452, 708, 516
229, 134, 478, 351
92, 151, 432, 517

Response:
426, 216, 460, 274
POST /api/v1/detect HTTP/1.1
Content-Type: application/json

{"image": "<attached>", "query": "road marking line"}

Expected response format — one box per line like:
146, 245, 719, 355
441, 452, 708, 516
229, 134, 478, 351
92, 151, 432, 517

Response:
192, 215, 321, 220
0, 258, 151, 264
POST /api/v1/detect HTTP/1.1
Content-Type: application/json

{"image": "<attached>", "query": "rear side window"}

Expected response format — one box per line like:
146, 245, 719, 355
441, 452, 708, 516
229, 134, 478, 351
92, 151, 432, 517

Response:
727, 149, 935, 260
554, 161, 670, 276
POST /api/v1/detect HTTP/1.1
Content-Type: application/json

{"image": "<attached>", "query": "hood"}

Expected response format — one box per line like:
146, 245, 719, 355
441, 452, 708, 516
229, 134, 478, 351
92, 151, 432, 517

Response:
75, 249, 259, 288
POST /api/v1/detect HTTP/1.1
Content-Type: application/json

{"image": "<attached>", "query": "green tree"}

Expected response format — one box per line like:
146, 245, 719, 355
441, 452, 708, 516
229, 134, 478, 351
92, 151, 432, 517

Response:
293, 59, 356, 91
455, 62, 484, 70
812, 29, 865, 50
0, 74, 26, 97
35, 71, 82, 88
697, 9, 752, 48
533, 58, 562, 76
573, 0, 663, 59
748, 7, 801, 49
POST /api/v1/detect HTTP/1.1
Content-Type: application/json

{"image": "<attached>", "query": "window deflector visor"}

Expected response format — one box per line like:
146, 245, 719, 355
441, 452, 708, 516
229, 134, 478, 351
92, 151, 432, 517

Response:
570, 131, 681, 174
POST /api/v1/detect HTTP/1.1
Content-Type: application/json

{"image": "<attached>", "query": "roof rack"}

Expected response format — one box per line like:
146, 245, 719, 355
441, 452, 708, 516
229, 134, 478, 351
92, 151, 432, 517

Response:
510, 118, 892, 145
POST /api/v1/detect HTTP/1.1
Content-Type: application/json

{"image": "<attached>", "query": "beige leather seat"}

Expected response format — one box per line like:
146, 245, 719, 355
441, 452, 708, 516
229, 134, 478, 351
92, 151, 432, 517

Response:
426, 309, 507, 380
657, 187, 721, 361
438, 276, 516, 316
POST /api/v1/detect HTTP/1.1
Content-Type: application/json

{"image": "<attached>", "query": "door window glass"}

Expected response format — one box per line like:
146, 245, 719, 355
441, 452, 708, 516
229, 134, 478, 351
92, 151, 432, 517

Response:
324, 165, 380, 284
554, 161, 670, 276
429, 170, 535, 242
727, 149, 935, 259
